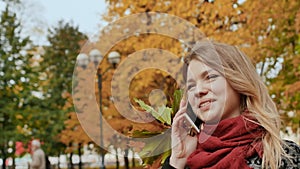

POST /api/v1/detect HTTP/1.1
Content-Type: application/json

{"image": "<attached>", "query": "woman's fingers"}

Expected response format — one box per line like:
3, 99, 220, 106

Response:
174, 99, 188, 119
173, 99, 193, 137
170, 100, 198, 166
180, 99, 187, 108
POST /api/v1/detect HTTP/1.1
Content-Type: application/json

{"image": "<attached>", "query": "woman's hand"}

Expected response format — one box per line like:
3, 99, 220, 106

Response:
169, 100, 198, 168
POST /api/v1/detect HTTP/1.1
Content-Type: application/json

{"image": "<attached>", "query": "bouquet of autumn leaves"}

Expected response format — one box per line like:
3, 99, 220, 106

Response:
132, 90, 183, 168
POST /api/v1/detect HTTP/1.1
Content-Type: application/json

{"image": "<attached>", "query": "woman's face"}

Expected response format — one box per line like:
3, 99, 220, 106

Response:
186, 59, 241, 124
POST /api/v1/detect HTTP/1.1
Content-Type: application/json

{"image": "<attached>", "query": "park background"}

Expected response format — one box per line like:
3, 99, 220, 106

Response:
0, 0, 299, 168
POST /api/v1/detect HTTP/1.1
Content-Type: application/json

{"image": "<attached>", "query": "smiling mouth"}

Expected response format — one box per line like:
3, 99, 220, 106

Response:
200, 101, 211, 107
199, 100, 214, 111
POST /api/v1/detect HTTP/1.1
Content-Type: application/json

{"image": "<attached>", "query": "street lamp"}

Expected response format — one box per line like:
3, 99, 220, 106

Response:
77, 49, 121, 169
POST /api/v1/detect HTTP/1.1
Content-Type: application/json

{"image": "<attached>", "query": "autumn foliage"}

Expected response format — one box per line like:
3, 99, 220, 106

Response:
1, 0, 297, 167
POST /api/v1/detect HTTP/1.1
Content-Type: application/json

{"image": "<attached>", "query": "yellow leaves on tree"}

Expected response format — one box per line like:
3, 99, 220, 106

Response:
59, 112, 91, 153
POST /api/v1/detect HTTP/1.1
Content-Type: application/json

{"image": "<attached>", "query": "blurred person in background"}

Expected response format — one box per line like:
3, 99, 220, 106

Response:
28, 139, 46, 169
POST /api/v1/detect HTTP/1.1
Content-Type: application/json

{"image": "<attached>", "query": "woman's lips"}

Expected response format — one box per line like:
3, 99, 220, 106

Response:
199, 99, 215, 112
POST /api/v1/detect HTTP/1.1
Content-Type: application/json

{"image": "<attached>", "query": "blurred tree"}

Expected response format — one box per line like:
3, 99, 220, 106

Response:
0, 1, 37, 168
38, 21, 88, 157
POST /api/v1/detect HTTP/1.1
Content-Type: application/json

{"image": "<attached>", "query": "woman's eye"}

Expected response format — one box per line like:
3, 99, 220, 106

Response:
207, 74, 219, 80
187, 84, 195, 90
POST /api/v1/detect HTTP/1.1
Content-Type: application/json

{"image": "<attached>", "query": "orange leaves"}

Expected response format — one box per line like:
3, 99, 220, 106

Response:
59, 112, 91, 146
296, 9, 300, 33
285, 81, 300, 97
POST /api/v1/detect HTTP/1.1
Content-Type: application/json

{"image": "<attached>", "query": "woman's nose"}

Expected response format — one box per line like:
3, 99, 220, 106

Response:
194, 82, 209, 97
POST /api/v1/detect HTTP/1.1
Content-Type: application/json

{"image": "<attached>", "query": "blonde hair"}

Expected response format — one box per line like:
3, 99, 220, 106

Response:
183, 40, 284, 169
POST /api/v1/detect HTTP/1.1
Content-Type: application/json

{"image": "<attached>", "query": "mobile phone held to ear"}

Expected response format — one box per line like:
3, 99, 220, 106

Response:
184, 102, 202, 133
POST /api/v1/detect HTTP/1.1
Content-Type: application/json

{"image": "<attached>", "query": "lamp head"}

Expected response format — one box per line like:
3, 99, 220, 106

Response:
89, 49, 103, 66
77, 53, 89, 68
108, 51, 121, 68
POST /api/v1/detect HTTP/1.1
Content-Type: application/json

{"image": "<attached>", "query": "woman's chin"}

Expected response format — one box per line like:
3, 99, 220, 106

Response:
201, 116, 222, 125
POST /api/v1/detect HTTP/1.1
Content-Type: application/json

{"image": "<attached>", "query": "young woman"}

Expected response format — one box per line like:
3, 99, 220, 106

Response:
163, 41, 300, 169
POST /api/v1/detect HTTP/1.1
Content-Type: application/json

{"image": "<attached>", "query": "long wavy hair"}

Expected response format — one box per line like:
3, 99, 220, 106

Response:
183, 40, 284, 169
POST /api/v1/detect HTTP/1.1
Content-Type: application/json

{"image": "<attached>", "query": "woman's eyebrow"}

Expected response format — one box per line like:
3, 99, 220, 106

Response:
199, 69, 214, 78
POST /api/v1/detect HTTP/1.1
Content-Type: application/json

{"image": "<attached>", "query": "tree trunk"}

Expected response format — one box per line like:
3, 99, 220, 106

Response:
2, 157, 6, 169
1, 147, 6, 169
115, 148, 119, 169
131, 151, 135, 168
57, 152, 61, 169
124, 149, 129, 169
12, 156, 15, 169
69, 153, 74, 169
78, 143, 82, 169
12, 143, 15, 169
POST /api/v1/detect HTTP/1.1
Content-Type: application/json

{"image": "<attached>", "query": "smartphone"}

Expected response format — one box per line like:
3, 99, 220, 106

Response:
184, 102, 202, 133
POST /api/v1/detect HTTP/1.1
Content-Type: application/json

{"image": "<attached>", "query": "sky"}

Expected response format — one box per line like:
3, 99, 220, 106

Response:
38, 0, 108, 35
1, 0, 109, 45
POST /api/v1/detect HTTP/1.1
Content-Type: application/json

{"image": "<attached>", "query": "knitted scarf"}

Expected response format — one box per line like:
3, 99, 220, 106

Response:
186, 115, 264, 169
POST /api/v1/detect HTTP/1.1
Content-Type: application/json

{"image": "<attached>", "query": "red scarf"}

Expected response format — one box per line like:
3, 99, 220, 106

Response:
186, 115, 264, 169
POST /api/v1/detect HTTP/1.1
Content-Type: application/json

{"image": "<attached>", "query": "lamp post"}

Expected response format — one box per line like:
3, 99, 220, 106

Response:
77, 50, 121, 169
